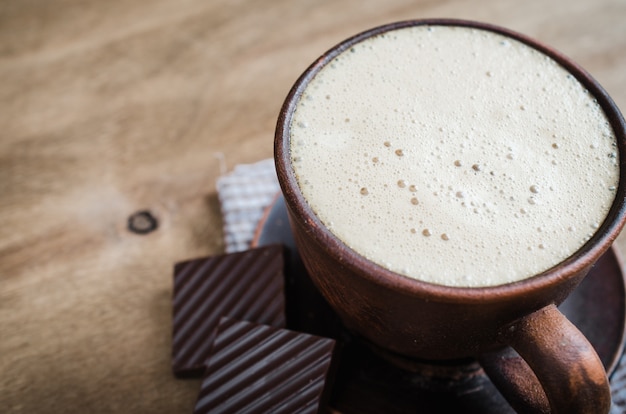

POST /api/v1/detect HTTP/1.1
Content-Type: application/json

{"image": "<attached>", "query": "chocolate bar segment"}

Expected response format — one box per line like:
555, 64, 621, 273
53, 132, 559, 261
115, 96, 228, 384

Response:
172, 244, 286, 376
194, 317, 337, 414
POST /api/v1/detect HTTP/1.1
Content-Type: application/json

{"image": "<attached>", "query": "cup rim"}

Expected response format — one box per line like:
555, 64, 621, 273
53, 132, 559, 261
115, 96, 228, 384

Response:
274, 18, 626, 304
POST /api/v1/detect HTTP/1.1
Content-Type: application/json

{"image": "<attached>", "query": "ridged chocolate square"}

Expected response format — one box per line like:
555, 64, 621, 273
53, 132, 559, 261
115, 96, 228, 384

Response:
172, 244, 286, 377
194, 317, 337, 414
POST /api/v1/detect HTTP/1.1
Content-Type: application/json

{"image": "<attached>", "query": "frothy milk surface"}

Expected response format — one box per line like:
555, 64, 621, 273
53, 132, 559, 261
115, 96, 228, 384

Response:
289, 25, 619, 287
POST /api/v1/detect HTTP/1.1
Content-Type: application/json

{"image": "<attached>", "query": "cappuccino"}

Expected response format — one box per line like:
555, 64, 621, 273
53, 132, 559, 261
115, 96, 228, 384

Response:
289, 25, 619, 287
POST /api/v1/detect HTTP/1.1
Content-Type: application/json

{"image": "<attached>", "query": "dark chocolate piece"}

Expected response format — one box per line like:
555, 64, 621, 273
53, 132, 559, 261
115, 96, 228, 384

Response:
194, 317, 337, 414
172, 245, 286, 377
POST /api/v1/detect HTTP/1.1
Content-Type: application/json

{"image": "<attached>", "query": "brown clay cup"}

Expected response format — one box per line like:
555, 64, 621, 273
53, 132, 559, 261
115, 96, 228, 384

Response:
274, 19, 626, 413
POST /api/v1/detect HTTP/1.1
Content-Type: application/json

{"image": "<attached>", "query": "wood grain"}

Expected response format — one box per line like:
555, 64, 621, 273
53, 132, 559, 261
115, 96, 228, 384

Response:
1, 0, 625, 413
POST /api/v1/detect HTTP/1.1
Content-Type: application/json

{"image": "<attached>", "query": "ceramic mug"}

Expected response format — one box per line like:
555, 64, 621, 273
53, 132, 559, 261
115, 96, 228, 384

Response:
275, 19, 626, 413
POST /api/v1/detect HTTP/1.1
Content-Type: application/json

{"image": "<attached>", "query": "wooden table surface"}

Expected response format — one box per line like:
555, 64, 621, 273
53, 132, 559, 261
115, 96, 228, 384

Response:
1, 0, 625, 412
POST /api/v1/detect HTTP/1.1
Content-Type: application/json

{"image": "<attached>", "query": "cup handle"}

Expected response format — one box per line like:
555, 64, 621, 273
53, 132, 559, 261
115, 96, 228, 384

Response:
479, 304, 611, 414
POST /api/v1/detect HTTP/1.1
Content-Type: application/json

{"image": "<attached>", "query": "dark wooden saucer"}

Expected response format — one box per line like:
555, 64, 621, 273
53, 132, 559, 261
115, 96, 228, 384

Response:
252, 194, 626, 413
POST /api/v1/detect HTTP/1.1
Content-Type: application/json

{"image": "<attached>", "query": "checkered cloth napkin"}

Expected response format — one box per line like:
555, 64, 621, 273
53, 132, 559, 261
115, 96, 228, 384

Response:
216, 158, 626, 413
216, 158, 281, 253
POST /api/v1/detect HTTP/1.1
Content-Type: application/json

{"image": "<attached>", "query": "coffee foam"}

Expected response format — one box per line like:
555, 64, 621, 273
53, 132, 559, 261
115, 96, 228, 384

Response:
289, 25, 619, 287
